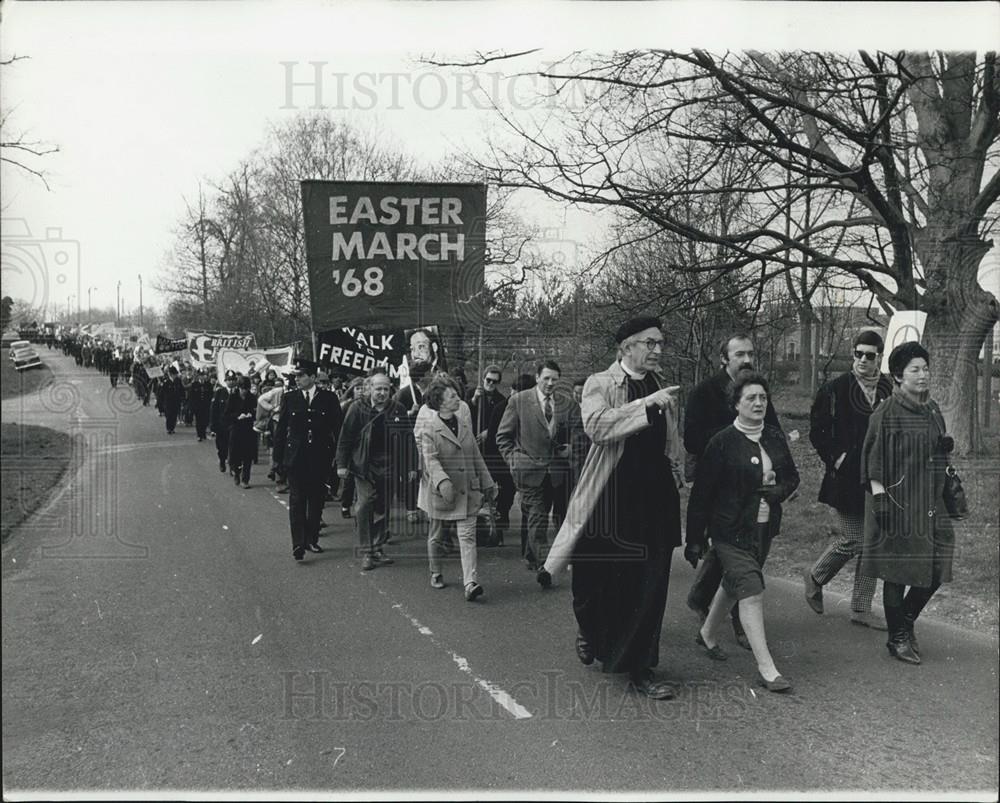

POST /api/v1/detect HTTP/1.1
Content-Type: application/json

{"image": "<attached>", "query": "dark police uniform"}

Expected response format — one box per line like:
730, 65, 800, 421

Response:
275, 379, 344, 558
210, 373, 237, 471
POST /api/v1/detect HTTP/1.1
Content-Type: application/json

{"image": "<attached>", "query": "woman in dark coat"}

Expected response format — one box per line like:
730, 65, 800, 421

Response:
861, 341, 955, 665
225, 376, 258, 488
686, 373, 800, 693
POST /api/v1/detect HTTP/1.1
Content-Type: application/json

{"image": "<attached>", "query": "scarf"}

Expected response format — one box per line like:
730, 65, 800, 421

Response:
853, 367, 880, 406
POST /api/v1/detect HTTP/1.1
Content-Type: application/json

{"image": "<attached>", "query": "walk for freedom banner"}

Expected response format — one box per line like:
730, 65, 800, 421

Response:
185, 330, 257, 368
315, 326, 407, 379
214, 346, 296, 384
301, 181, 487, 331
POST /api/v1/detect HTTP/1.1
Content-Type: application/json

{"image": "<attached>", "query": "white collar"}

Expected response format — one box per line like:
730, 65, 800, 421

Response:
619, 360, 647, 380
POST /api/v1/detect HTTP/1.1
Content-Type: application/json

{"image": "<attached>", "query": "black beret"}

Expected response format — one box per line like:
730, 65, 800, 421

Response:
614, 316, 662, 344
887, 341, 929, 378
293, 357, 319, 376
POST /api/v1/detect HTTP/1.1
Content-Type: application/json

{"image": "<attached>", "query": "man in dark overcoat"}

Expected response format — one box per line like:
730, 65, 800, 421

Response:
804, 330, 894, 628
159, 365, 185, 435
210, 371, 239, 472
275, 358, 344, 561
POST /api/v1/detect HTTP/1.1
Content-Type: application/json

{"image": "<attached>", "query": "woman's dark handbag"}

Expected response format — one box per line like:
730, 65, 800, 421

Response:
942, 465, 968, 519
476, 502, 502, 547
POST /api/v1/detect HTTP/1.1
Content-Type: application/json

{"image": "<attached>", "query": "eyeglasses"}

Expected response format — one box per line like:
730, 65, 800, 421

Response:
635, 338, 665, 351
853, 350, 879, 361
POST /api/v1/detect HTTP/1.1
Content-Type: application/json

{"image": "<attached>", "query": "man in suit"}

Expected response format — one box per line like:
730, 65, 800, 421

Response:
683, 333, 783, 650
496, 359, 571, 570
804, 330, 893, 628
275, 358, 344, 561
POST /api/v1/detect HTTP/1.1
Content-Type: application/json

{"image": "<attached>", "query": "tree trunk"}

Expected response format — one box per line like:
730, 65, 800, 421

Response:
798, 304, 812, 388
983, 328, 994, 430
922, 280, 998, 455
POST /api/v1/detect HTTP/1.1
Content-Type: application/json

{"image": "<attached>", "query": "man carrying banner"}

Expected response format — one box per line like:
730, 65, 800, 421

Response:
275, 359, 343, 561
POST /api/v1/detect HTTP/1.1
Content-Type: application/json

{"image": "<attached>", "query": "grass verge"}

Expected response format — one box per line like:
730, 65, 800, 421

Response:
1, 352, 55, 401
1, 423, 75, 542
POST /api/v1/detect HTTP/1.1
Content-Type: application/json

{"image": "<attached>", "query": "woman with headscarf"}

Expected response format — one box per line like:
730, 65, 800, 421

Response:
861, 341, 955, 665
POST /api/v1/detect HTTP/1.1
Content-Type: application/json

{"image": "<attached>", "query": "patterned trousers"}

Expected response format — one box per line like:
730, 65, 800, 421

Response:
809, 510, 878, 613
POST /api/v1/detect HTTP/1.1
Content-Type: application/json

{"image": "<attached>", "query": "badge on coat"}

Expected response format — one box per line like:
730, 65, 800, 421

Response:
751, 456, 760, 465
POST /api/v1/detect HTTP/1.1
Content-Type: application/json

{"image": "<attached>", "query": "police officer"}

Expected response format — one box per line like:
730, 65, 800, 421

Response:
211, 370, 239, 471
274, 358, 344, 561
189, 369, 215, 442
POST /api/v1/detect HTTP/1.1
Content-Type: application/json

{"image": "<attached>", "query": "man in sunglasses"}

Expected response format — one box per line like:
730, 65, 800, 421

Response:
804, 330, 894, 628
470, 365, 515, 532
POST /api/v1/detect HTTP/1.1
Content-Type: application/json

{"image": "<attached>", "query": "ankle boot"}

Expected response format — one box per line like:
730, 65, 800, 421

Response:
884, 605, 920, 665
902, 611, 920, 658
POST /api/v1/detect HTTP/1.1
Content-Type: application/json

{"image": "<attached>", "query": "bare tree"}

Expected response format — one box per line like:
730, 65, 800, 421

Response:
0, 56, 58, 191
437, 49, 999, 452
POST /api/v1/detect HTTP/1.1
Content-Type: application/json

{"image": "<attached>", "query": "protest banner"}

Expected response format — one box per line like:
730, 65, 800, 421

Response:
316, 326, 408, 379
155, 334, 187, 354
214, 346, 296, 384
185, 330, 257, 368
145, 365, 163, 380
881, 311, 926, 373
301, 181, 487, 331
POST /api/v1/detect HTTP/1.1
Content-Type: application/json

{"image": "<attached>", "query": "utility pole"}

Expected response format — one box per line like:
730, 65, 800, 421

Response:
116, 281, 122, 325
138, 274, 144, 328
88, 286, 97, 323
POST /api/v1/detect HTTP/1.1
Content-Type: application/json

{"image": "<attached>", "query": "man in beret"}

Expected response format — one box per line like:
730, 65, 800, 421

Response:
540, 316, 684, 700
274, 358, 344, 561
496, 359, 571, 571
682, 332, 782, 650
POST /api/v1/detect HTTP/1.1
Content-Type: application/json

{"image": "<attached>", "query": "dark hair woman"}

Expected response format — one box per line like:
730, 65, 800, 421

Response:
861, 341, 955, 665
685, 373, 800, 692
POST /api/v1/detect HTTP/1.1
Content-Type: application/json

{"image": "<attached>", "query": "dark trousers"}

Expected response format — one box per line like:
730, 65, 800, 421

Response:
215, 427, 230, 468
195, 409, 210, 439
231, 457, 251, 484
288, 469, 327, 551
110, 372, 119, 388
687, 546, 744, 634
164, 406, 179, 434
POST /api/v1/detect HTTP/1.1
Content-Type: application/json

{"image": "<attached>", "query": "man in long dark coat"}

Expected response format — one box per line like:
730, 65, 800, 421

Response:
540, 316, 684, 700
159, 366, 184, 435
210, 371, 239, 472
275, 359, 343, 561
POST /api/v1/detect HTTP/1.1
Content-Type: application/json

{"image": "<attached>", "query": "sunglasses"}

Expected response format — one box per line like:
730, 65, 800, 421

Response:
853, 350, 879, 361
483, 377, 499, 385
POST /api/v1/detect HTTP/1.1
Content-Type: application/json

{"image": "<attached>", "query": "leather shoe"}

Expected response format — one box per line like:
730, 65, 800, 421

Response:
575, 632, 594, 665
292, 547, 305, 561
804, 570, 824, 615
464, 582, 484, 602
536, 568, 552, 589
695, 632, 728, 661
757, 673, 793, 693
630, 670, 675, 700
305, 543, 324, 553
887, 638, 921, 665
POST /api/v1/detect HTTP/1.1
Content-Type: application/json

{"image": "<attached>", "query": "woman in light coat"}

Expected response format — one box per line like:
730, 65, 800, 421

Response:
418, 378, 496, 601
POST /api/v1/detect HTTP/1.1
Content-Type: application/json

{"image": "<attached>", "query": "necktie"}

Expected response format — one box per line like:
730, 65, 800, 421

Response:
544, 396, 552, 423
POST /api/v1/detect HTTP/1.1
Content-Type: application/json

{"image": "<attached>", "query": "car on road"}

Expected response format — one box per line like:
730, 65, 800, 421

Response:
10, 344, 43, 371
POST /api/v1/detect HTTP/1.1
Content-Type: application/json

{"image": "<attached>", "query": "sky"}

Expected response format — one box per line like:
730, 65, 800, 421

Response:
1, 0, 998, 324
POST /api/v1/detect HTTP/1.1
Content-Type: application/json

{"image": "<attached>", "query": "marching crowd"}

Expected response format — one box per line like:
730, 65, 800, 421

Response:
56, 318, 959, 698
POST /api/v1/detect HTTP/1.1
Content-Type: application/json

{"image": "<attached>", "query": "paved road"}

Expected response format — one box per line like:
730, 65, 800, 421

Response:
3, 355, 998, 796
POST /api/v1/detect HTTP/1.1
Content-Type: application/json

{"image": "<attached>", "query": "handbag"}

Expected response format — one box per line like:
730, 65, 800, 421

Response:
942, 464, 968, 519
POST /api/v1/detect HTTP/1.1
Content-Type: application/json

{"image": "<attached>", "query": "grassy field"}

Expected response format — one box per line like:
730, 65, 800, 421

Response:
0, 423, 76, 542
763, 384, 999, 632
0, 350, 55, 401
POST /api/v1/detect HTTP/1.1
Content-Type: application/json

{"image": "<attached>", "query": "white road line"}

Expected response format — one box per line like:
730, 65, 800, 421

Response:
373, 589, 533, 720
